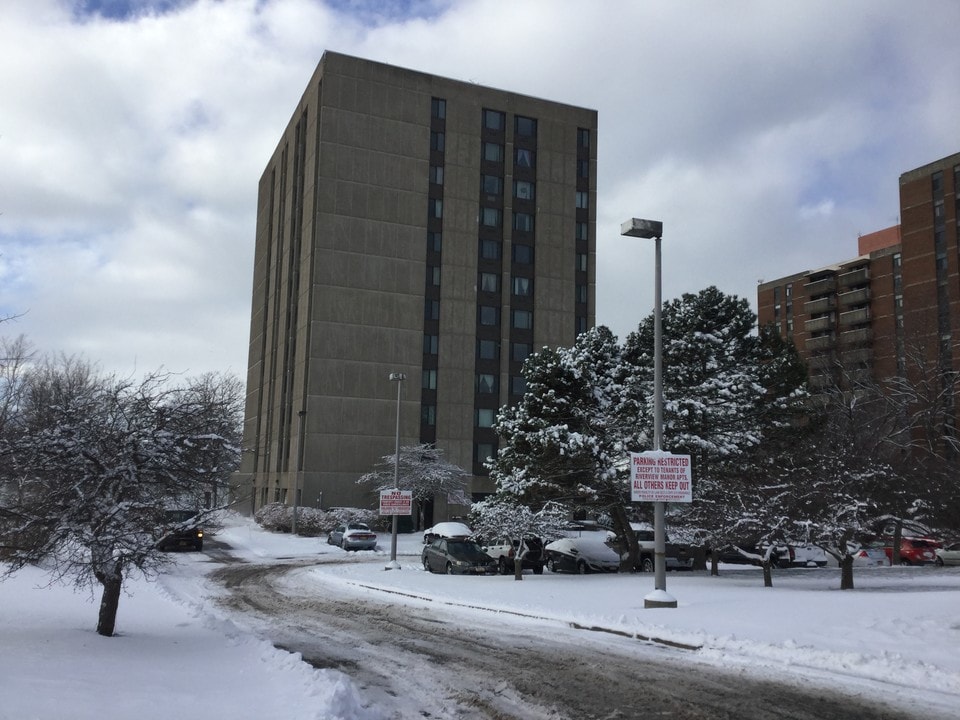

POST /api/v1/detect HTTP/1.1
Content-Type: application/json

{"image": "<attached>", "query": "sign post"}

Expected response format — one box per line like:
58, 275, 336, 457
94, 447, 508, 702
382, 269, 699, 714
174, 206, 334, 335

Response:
629, 451, 693, 504
380, 489, 412, 570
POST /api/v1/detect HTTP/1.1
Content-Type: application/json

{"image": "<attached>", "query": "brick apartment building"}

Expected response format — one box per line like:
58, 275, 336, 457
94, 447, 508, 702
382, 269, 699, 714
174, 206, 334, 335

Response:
758, 151, 960, 390
235, 53, 597, 521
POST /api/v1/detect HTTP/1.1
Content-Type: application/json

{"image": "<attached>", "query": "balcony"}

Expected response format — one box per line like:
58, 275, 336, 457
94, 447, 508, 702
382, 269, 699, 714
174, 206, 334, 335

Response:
840, 348, 872, 366
805, 333, 836, 352
804, 276, 837, 295
841, 327, 873, 347
808, 354, 835, 370
804, 296, 835, 314
838, 307, 870, 327
838, 287, 870, 307
838, 267, 869, 288
805, 315, 834, 333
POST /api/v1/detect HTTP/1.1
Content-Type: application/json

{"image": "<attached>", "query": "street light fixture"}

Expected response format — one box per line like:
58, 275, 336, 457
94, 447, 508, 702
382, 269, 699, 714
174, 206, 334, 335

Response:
621, 217, 678, 609
387, 372, 406, 569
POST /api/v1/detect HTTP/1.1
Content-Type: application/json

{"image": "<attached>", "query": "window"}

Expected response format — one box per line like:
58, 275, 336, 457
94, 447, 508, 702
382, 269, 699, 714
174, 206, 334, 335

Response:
423, 334, 438, 355
482, 174, 502, 195
576, 222, 588, 241
422, 369, 437, 390
512, 276, 533, 297
514, 180, 535, 201
427, 265, 441, 286
483, 142, 504, 162
515, 115, 537, 137
512, 244, 534, 264
932, 171, 943, 194
511, 342, 532, 362
428, 231, 442, 252
483, 109, 505, 131
576, 284, 587, 304
429, 165, 443, 185
479, 271, 499, 293
481, 207, 502, 227
431, 131, 445, 152
513, 212, 534, 233
576, 191, 589, 209
576, 316, 588, 334
479, 305, 499, 326
578, 159, 589, 178
515, 148, 534, 168
421, 404, 436, 427
510, 375, 527, 395
476, 442, 495, 464
424, 299, 439, 320
430, 198, 443, 218
512, 309, 533, 329
478, 339, 498, 360
576, 252, 588, 272
476, 373, 497, 394
480, 239, 501, 260
577, 128, 590, 148
431, 97, 446, 119
476, 408, 496, 428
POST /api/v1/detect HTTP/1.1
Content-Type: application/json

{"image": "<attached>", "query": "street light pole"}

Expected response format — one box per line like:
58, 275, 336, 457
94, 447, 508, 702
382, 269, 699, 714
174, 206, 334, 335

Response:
621, 218, 677, 609
387, 372, 406, 569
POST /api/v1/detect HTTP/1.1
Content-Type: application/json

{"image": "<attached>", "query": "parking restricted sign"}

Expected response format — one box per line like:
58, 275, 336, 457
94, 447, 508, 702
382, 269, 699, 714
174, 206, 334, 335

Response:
629, 451, 693, 503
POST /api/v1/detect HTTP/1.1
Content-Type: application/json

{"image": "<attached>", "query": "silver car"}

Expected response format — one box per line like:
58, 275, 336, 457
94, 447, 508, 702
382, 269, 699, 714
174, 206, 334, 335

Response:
327, 523, 378, 550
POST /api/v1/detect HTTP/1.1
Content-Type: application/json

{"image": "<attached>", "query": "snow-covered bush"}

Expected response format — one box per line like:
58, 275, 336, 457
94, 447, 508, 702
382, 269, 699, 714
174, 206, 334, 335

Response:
254, 503, 388, 534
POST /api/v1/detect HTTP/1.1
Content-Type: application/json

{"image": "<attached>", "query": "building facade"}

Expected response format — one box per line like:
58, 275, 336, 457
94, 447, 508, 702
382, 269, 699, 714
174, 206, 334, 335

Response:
237, 53, 597, 521
758, 152, 960, 390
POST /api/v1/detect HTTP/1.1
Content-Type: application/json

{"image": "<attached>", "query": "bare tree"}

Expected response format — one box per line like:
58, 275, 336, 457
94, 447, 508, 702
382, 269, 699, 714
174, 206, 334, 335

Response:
0, 358, 243, 636
469, 496, 568, 580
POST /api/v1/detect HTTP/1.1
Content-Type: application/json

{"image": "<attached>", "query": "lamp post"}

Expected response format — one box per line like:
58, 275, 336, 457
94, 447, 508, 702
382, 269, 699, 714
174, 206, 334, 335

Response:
621, 218, 677, 609
387, 372, 406, 569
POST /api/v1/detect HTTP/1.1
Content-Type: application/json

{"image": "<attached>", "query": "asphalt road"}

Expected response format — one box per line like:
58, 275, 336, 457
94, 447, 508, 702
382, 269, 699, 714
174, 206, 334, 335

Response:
205, 549, 932, 720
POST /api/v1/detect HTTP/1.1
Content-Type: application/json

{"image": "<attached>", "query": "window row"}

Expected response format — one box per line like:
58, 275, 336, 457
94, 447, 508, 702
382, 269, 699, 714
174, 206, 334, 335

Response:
480, 208, 535, 231
478, 272, 533, 297
480, 240, 534, 264
477, 340, 532, 362
481, 175, 535, 200
483, 110, 537, 137
422, 370, 529, 395
478, 306, 533, 329
482, 142, 535, 168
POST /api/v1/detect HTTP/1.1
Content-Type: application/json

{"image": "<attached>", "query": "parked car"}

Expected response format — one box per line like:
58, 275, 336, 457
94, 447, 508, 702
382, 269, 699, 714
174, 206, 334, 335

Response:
605, 524, 695, 571
156, 510, 204, 552
790, 543, 829, 568
421, 537, 497, 575
327, 522, 378, 550
715, 543, 794, 568
422, 521, 473, 544
883, 536, 941, 566
849, 542, 890, 567
935, 542, 960, 566
480, 536, 545, 575
543, 536, 620, 574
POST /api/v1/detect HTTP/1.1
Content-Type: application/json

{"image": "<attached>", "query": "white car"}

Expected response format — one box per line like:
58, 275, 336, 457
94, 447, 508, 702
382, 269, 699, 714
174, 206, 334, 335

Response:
935, 542, 960, 566
790, 543, 829, 568
849, 543, 890, 567
422, 521, 473, 544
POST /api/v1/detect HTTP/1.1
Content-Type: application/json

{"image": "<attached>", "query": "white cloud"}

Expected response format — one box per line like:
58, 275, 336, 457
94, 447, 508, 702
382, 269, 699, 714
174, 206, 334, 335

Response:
1, 0, 958, 373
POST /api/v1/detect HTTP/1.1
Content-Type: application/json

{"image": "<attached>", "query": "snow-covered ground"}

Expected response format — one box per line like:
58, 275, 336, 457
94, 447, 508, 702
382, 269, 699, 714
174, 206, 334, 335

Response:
1, 514, 958, 719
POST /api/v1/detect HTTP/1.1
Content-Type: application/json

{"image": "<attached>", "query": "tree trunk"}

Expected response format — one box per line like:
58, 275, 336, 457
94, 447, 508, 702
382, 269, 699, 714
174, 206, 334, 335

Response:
95, 566, 123, 637
762, 561, 773, 587
840, 555, 855, 590
514, 556, 523, 581
710, 550, 719, 577
609, 504, 638, 572
892, 520, 903, 565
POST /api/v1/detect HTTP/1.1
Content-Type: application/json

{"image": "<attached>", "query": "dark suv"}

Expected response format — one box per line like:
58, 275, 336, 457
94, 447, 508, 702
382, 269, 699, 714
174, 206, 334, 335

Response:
156, 510, 204, 552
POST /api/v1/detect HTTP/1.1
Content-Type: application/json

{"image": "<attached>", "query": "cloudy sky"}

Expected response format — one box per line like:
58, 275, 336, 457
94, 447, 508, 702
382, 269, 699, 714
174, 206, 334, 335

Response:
1, 0, 958, 378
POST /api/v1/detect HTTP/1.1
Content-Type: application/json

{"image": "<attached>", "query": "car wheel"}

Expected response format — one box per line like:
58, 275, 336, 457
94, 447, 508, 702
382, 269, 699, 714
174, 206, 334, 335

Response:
446, 562, 454, 575
533, 563, 544, 575
900, 559, 911, 566
340, 538, 347, 550
640, 556, 654, 573
423, 557, 431, 572
499, 558, 510, 575
935, 557, 944, 567
576, 560, 588, 575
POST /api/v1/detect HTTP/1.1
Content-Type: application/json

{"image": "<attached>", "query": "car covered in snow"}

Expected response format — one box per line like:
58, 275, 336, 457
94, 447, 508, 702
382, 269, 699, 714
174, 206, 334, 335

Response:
422, 521, 473, 544
543, 536, 620, 574
327, 523, 378, 551
605, 524, 695, 572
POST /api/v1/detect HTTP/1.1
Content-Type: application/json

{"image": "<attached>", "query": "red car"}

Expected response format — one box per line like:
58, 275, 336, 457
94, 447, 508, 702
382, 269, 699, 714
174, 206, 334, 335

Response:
883, 536, 942, 566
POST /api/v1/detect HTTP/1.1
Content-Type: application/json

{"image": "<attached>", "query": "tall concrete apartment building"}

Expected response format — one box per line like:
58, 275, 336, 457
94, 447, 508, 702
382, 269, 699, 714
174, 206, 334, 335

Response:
758, 151, 960, 390
237, 53, 597, 522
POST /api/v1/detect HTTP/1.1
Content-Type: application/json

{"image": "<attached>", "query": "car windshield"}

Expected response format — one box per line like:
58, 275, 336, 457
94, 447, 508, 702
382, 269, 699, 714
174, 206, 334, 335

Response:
347, 524, 370, 531
165, 510, 197, 523
446, 540, 488, 561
